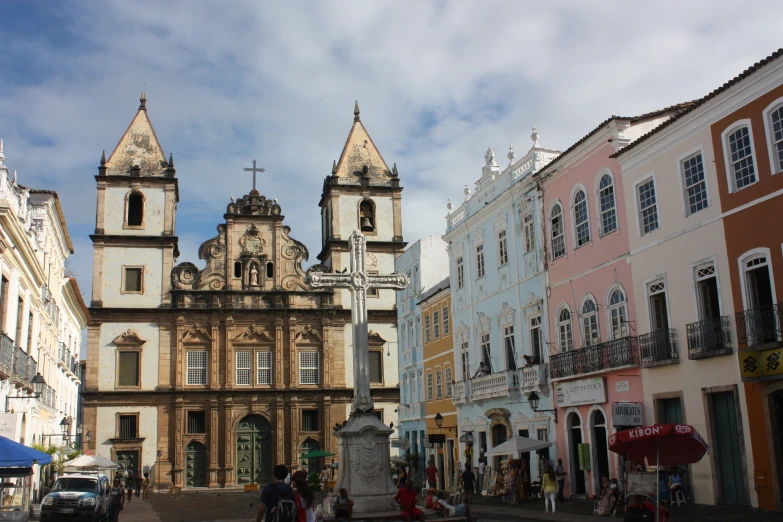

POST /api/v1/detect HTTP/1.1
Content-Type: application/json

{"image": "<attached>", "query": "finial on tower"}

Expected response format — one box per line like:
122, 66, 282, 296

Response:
354, 100, 360, 122
139, 92, 147, 111
332, 160, 338, 174
447, 198, 454, 213
531, 126, 540, 147
168, 152, 174, 167
100, 150, 106, 165
98, 150, 107, 175
392, 163, 398, 177
508, 144, 516, 164
0, 138, 5, 165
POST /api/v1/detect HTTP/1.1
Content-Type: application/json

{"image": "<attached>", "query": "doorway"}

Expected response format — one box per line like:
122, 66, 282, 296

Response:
491, 424, 508, 470
115, 451, 139, 476
591, 410, 610, 496
711, 392, 747, 504
744, 257, 777, 344
185, 441, 208, 487
568, 412, 586, 495
648, 282, 671, 361
236, 414, 273, 485
770, 391, 783, 501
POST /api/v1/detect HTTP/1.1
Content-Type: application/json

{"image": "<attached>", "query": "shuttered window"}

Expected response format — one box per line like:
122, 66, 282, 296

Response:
119, 415, 137, 439
300, 352, 319, 385
118, 352, 140, 387
187, 350, 208, 385
257, 351, 272, 385
236, 351, 251, 385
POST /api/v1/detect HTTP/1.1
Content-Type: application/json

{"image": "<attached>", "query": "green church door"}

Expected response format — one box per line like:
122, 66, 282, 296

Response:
115, 451, 139, 475
236, 415, 273, 485
711, 392, 747, 504
185, 441, 208, 488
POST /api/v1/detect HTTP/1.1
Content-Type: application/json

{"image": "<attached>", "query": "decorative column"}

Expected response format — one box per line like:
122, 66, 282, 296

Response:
210, 317, 220, 390
322, 318, 332, 389
225, 316, 234, 390
286, 317, 296, 388
209, 403, 219, 487
276, 403, 286, 466
173, 399, 184, 487
175, 316, 185, 389
224, 397, 234, 485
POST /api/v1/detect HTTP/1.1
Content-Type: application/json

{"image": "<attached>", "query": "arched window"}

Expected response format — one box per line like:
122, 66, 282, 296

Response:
127, 192, 144, 226
234, 262, 242, 279
598, 174, 617, 235
266, 262, 274, 279
550, 204, 565, 259
359, 200, 375, 232
608, 288, 629, 339
724, 124, 756, 191
573, 189, 590, 247
581, 298, 600, 347
558, 307, 574, 352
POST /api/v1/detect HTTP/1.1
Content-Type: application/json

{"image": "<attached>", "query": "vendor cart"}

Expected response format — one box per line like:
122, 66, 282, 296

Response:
0, 468, 32, 522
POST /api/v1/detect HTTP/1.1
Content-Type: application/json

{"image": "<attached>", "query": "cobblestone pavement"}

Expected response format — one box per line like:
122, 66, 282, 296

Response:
149, 489, 783, 522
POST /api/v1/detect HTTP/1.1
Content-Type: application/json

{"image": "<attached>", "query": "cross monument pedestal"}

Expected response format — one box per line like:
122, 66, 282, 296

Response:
307, 231, 408, 514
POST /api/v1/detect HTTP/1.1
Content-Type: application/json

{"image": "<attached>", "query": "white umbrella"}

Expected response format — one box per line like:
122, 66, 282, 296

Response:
485, 436, 552, 458
64, 454, 120, 471
390, 456, 409, 466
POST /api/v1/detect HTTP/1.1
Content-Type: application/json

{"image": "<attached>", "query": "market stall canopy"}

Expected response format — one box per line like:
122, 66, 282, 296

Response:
608, 424, 709, 466
485, 436, 552, 457
0, 435, 52, 467
64, 454, 120, 471
299, 450, 336, 459
390, 456, 409, 466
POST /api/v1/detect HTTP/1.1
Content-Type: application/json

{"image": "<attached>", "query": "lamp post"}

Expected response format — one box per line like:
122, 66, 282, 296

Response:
527, 391, 558, 423
4, 373, 47, 412
434, 413, 443, 429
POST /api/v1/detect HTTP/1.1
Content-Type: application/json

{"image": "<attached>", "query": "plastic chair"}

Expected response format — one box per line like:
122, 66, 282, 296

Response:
673, 489, 686, 506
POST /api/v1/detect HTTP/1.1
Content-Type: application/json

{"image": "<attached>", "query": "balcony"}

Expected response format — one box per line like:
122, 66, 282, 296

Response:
470, 370, 518, 401
57, 342, 71, 370
0, 333, 13, 379
398, 402, 426, 422
452, 380, 470, 405
25, 356, 37, 392
550, 337, 639, 380
687, 317, 733, 360
38, 383, 56, 409
640, 329, 679, 368
12, 347, 29, 388
520, 363, 549, 392
735, 303, 783, 349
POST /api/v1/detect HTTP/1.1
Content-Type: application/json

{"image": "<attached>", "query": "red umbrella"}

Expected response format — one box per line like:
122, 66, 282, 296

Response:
609, 424, 708, 522
608, 423, 709, 466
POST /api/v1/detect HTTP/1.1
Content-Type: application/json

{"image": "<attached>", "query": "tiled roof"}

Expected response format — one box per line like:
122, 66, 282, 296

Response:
611, 48, 783, 159
535, 103, 695, 179
418, 276, 450, 304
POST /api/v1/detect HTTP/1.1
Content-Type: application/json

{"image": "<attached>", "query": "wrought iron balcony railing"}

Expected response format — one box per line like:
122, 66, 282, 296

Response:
640, 329, 679, 367
452, 380, 470, 405
13, 346, 29, 386
0, 332, 13, 378
735, 303, 783, 349
687, 316, 732, 360
550, 337, 639, 380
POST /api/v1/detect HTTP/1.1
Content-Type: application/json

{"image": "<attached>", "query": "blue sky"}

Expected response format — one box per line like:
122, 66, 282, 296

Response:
0, 0, 781, 300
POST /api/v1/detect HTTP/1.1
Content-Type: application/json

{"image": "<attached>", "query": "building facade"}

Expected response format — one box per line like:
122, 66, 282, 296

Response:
83, 97, 403, 488
537, 110, 678, 497
0, 141, 89, 496
419, 281, 456, 489
445, 131, 558, 481
395, 235, 449, 471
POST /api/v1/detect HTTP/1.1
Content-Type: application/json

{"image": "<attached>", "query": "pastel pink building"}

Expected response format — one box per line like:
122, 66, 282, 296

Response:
536, 109, 685, 497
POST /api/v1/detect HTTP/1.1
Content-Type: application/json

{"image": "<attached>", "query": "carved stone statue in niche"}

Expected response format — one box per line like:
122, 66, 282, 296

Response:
249, 264, 259, 286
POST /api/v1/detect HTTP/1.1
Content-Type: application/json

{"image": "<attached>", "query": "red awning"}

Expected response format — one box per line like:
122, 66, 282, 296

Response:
608, 424, 709, 466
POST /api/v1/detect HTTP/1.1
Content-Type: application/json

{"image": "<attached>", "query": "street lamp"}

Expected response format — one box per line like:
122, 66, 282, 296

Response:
4, 373, 47, 412
60, 417, 70, 437
434, 413, 443, 429
527, 391, 558, 423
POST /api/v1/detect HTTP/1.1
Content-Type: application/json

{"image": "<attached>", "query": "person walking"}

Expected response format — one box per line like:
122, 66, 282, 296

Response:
256, 464, 297, 522
477, 459, 485, 496
320, 466, 331, 493
543, 464, 558, 516
555, 458, 567, 502
292, 470, 316, 522
461, 461, 476, 505
108, 477, 125, 522
142, 472, 150, 502
124, 470, 134, 503
424, 461, 438, 490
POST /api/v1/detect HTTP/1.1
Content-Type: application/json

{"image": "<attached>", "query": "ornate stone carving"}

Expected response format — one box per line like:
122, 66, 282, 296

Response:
295, 326, 324, 344
225, 192, 281, 216
240, 224, 266, 255
181, 324, 213, 343
232, 324, 275, 343
112, 329, 146, 346
279, 226, 310, 291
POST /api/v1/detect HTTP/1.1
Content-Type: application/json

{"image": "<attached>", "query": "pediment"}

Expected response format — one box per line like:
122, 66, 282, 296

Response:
181, 324, 213, 343
484, 408, 510, 419
233, 324, 275, 343
112, 329, 146, 347
294, 326, 324, 344
368, 330, 387, 346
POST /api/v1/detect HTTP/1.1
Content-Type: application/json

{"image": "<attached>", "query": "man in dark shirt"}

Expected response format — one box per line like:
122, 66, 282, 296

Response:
256, 464, 295, 522
461, 461, 476, 504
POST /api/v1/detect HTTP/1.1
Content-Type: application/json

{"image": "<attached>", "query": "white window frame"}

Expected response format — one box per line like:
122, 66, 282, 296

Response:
580, 295, 600, 347
529, 315, 543, 363
606, 285, 629, 340
257, 351, 272, 385
550, 202, 566, 260
408, 319, 415, 347
186, 350, 208, 385
762, 97, 783, 175
445, 367, 453, 397
675, 146, 710, 217
523, 212, 535, 252
570, 185, 591, 248
427, 372, 433, 401
442, 306, 450, 336
436, 369, 443, 400
236, 350, 251, 385
737, 247, 779, 313
299, 351, 320, 385
721, 119, 759, 193
498, 230, 509, 266
595, 169, 617, 236
456, 257, 464, 289
480, 332, 491, 372
691, 257, 723, 322
433, 310, 440, 340
503, 325, 517, 370
644, 274, 671, 334
460, 341, 470, 380
424, 313, 431, 343
476, 244, 485, 279
557, 305, 574, 352
634, 174, 660, 237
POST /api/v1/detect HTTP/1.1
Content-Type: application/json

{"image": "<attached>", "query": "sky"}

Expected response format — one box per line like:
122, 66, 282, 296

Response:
0, 0, 781, 302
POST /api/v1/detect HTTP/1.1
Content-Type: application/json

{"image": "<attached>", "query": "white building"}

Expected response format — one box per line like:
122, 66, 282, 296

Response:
0, 140, 89, 492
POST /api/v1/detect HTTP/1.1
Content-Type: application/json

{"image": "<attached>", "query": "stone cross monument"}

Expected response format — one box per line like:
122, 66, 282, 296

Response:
307, 230, 408, 513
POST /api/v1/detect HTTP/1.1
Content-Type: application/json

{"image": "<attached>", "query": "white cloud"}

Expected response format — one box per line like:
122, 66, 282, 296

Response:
1, 0, 781, 298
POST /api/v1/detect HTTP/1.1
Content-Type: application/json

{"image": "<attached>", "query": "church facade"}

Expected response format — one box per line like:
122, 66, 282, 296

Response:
82, 96, 404, 488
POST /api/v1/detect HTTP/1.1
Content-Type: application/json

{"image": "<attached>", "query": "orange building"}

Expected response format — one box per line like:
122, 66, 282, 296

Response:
420, 280, 457, 489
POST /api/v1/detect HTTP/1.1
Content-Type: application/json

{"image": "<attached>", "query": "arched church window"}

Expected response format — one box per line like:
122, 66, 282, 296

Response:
266, 262, 273, 279
127, 192, 144, 226
359, 200, 375, 232
234, 262, 242, 279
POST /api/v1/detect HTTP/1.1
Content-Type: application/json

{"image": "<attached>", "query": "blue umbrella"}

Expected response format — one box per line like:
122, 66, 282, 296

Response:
0, 435, 52, 467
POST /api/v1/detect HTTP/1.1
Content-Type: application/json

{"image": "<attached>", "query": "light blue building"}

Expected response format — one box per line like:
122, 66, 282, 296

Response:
444, 130, 560, 482
395, 235, 449, 472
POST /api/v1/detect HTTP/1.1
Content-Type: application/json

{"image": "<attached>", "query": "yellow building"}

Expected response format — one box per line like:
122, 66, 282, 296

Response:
420, 280, 457, 489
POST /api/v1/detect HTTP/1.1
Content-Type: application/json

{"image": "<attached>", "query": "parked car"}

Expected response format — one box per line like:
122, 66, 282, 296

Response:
40, 472, 109, 522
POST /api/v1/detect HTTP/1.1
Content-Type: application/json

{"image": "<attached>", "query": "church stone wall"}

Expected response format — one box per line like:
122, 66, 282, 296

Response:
103, 186, 167, 235
98, 322, 160, 391
336, 194, 395, 241
96, 405, 159, 471
101, 247, 164, 307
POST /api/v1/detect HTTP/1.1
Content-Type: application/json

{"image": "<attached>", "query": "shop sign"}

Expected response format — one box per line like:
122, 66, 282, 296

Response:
555, 377, 606, 407
578, 443, 591, 471
615, 380, 630, 393
612, 402, 643, 427
740, 347, 783, 381
0, 413, 19, 440
391, 438, 411, 449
